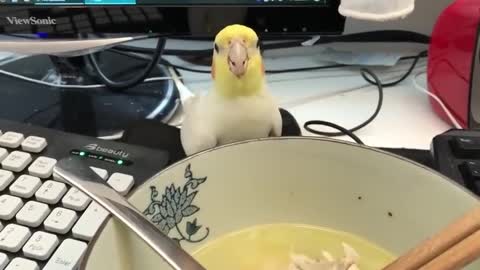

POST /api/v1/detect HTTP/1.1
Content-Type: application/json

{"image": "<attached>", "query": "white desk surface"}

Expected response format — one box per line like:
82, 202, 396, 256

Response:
0, 40, 452, 150
170, 44, 452, 150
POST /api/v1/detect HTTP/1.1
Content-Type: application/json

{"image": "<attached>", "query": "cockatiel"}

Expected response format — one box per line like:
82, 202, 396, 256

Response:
180, 24, 282, 156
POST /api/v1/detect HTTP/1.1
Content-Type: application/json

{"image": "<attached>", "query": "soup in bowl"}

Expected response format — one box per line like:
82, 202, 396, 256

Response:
81, 137, 480, 270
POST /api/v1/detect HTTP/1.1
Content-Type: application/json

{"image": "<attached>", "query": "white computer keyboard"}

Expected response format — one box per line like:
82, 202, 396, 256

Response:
0, 127, 145, 270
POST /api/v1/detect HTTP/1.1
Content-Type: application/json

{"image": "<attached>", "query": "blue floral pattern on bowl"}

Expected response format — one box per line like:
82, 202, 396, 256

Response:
143, 164, 210, 246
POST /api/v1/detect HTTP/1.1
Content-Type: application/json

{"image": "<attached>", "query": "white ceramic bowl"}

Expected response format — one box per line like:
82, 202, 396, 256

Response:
81, 137, 480, 270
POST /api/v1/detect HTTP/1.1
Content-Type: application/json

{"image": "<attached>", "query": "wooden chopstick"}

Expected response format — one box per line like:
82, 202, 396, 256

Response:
382, 206, 480, 270
421, 229, 480, 270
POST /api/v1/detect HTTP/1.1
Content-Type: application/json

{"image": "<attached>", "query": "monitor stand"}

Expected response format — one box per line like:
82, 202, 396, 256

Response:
0, 52, 179, 139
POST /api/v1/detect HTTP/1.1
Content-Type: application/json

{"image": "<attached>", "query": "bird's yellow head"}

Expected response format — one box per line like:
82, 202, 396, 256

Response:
211, 24, 265, 98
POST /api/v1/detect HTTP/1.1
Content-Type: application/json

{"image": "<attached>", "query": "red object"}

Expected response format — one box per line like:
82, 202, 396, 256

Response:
427, 0, 480, 128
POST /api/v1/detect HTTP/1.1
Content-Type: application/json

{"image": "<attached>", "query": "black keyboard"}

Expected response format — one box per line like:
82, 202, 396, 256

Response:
432, 129, 480, 196
0, 118, 169, 269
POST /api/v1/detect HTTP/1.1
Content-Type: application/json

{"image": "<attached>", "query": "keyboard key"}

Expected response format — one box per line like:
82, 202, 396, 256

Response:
94, 17, 109, 25
16, 201, 50, 227
61, 188, 90, 211
21, 136, 47, 153
72, 202, 109, 241
22, 231, 59, 261
44, 207, 77, 234
0, 253, 8, 270
1, 151, 32, 172
0, 149, 7, 162
0, 170, 14, 191
0, 195, 23, 220
90, 166, 108, 180
35, 180, 67, 204
462, 161, 480, 192
453, 137, 480, 155
43, 239, 87, 270
5, 257, 38, 270
0, 224, 31, 252
0, 132, 24, 148
107, 172, 134, 195
9, 175, 41, 198
28, 157, 57, 178
464, 161, 480, 178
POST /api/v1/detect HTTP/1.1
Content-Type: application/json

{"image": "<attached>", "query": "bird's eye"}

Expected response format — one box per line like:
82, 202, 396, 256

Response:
214, 43, 219, 53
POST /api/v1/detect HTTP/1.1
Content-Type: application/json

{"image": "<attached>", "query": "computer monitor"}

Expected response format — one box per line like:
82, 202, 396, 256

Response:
0, 0, 345, 38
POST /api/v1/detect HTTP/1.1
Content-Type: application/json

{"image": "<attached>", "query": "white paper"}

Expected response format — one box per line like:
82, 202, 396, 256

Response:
0, 37, 134, 56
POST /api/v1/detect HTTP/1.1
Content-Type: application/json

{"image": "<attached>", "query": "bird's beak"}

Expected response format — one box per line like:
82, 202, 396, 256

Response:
227, 40, 248, 78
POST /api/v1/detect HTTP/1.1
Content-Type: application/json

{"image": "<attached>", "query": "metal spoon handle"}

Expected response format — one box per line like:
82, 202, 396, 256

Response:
54, 157, 206, 270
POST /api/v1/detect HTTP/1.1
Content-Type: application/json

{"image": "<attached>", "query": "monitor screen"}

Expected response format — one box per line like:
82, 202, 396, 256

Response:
1, 0, 330, 6
0, 0, 344, 36
5, 0, 330, 6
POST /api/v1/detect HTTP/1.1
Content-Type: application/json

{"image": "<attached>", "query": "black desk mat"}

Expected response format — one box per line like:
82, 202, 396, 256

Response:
120, 110, 435, 169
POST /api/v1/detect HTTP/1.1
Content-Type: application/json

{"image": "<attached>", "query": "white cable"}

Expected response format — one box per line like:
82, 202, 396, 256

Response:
166, 66, 195, 127
0, 68, 176, 89
412, 71, 462, 129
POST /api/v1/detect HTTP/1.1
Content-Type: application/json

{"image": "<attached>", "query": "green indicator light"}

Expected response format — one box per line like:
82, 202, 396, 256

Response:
117, 160, 124, 165
79, 151, 86, 157
98, 156, 103, 160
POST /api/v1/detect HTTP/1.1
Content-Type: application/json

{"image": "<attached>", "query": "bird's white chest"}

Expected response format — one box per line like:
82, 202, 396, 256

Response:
207, 94, 276, 144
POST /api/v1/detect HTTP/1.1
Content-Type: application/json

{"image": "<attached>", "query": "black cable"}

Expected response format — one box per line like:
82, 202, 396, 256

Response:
5, 30, 430, 59
313, 30, 430, 45
108, 49, 193, 77
304, 121, 364, 145
361, 50, 427, 87
107, 48, 210, 74
115, 30, 430, 57
87, 37, 166, 91
110, 48, 350, 74
160, 60, 347, 74
158, 53, 426, 75
114, 40, 304, 57
169, 64, 184, 81
115, 39, 308, 57
302, 52, 426, 141
110, 39, 428, 76
115, 45, 212, 57
160, 58, 211, 74
304, 68, 383, 139
267, 64, 348, 74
